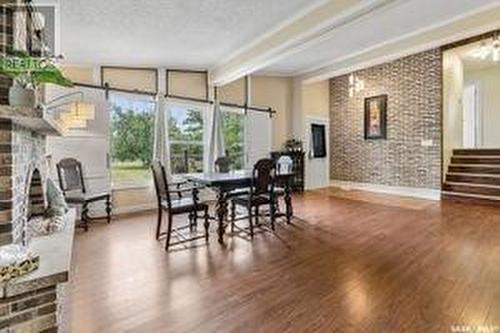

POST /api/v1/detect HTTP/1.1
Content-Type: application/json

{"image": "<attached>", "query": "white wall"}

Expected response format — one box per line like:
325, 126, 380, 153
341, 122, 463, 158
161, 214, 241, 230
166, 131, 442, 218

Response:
301, 81, 330, 189
465, 65, 500, 147
443, 52, 464, 175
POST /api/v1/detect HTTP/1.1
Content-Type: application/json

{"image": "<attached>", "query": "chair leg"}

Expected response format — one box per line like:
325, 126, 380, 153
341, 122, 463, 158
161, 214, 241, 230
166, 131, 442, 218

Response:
204, 207, 209, 243
270, 200, 276, 231
230, 201, 236, 233
193, 210, 198, 231
165, 214, 173, 251
255, 205, 260, 226
188, 212, 194, 232
106, 197, 112, 224
82, 203, 89, 232
248, 205, 254, 239
156, 208, 163, 240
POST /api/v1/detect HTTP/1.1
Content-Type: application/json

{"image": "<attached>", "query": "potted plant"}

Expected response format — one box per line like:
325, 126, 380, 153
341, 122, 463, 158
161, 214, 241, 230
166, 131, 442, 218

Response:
0, 50, 73, 107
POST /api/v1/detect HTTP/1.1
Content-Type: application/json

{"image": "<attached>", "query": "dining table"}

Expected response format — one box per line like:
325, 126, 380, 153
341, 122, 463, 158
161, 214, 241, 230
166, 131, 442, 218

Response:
186, 170, 294, 244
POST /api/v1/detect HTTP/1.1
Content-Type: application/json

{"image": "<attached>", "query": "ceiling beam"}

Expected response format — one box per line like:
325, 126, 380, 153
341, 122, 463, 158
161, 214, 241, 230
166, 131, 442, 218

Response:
299, 2, 500, 83
210, 0, 398, 86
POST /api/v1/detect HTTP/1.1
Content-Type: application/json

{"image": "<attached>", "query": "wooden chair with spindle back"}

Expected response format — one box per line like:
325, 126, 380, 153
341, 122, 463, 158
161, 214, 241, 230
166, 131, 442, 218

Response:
230, 158, 277, 238
214, 156, 232, 173
57, 158, 112, 231
151, 160, 210, 250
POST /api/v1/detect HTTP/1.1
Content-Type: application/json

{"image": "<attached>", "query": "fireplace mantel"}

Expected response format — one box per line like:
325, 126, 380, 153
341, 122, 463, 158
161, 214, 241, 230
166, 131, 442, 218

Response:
0, 105, 63, 136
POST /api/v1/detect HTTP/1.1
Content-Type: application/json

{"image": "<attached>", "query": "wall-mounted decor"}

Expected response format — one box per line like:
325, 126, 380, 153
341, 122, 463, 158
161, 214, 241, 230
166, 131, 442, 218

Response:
364, 94, 387, 140
311, 124, 327, 158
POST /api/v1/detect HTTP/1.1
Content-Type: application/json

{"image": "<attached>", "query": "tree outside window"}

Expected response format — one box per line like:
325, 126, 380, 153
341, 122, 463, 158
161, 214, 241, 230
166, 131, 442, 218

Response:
221, 108, 245, 170
110, 95, 154, 187
168, 105, 204, 174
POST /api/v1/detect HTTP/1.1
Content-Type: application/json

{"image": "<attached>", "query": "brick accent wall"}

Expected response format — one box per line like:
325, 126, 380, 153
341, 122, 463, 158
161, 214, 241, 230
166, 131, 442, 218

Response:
330, 49, 442, 189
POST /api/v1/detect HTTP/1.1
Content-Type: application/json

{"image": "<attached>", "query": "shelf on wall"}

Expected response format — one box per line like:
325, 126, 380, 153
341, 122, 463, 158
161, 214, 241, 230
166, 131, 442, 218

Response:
0, 104, 64, 136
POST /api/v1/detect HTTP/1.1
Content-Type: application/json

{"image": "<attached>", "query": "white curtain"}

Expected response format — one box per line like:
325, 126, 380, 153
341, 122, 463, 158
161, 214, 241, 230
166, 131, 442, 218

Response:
206, 100, 226, 172
153, 94, 171, 176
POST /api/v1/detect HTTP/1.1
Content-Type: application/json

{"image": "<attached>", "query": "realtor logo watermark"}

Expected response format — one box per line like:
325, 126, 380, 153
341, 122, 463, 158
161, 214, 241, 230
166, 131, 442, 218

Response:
1, 2, 57, 56
451, 325, 500, 333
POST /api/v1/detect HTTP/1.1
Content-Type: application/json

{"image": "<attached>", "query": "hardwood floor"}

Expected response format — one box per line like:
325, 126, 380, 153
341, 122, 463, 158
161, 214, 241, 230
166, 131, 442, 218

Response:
68, 188, 500, 332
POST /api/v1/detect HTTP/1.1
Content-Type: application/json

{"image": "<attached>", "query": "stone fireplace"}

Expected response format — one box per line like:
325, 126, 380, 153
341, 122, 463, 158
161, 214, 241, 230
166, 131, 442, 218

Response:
0, 120, 47, 246
0, 105, 76, 332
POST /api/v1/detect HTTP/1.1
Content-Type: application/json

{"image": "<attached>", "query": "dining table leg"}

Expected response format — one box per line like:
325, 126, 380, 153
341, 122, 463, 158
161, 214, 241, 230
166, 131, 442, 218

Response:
215, 189, 228, 243
284, 178, 293, 224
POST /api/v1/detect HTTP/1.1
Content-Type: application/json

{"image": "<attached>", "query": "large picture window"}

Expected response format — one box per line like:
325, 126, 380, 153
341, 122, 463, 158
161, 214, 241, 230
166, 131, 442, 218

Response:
110, 94, 155, 188
221, 107, 245, 170
168, 104, 205, 174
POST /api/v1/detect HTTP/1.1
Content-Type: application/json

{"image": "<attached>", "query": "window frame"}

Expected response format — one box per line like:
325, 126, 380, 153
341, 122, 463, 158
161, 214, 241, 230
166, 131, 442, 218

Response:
108, 91, 156, 190
220, 105, 247, 171
166, 100, 209, 175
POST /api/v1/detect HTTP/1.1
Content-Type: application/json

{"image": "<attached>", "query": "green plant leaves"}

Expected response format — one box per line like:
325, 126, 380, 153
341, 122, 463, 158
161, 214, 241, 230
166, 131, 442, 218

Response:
0, 50, 73, 88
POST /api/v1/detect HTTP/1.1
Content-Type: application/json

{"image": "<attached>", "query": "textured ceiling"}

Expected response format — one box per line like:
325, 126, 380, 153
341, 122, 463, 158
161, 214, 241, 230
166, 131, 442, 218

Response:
59, 0, 316, 67
263, 0, 500, 75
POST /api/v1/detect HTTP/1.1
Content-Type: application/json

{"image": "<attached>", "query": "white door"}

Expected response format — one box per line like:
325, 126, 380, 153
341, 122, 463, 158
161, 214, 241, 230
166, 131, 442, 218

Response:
246, 111, 272, 168
463, 84, 478, 148
305, 117, 329, 190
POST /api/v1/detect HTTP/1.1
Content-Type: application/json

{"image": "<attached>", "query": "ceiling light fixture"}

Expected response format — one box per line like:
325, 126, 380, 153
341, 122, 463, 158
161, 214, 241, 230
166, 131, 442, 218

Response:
468, 34, 500, 62
348, 73, 364, 97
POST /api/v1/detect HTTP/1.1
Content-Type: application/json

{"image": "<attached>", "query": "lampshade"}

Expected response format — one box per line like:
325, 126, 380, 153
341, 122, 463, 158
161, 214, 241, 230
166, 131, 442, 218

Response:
58, 112, 88, 129
70, 102, 95, 121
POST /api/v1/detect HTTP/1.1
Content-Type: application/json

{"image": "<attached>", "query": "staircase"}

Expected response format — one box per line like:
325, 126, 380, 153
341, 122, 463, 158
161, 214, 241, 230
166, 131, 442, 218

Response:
442, 149, 500, 204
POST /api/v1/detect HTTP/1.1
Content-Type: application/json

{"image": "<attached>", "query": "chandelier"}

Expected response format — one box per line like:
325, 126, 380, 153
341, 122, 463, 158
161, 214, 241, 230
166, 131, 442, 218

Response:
468, 35, 500, 62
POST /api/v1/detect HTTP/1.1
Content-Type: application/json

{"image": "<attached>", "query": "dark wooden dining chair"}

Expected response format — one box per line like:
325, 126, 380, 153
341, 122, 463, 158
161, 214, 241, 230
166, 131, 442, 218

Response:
230, 158, 277, 238
151, 160, 210, 250
56, 158, 112, 231
214, 156, 231, 173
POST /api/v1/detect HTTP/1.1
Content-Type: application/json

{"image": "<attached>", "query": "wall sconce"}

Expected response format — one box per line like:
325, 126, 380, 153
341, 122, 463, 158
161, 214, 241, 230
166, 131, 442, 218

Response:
348, 74, 365, 97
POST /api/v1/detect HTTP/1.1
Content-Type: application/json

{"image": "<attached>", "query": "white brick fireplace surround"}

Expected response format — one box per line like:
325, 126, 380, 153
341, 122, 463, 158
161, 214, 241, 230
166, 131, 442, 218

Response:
0, 105, 76, 332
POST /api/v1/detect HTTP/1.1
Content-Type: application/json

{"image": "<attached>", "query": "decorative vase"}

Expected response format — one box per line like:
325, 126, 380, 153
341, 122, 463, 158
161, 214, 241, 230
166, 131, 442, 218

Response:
8, 85, 36, 107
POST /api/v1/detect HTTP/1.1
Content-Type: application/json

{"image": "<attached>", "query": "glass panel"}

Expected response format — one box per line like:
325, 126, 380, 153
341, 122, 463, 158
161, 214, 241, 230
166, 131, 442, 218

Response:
221, 107, 245, 170
110, 95, 155, 188
168, 104, 204, 174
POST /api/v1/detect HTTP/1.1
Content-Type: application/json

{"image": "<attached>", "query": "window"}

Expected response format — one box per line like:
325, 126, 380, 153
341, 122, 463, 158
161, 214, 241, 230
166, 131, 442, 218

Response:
168, 104, 205, 174
221, 107, 246, 170
110, 94, 155, 188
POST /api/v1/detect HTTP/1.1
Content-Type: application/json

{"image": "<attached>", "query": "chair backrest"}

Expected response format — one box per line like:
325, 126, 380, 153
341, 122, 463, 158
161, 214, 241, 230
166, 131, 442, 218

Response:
215, 156, 231, 173
252, 158, 276, 195
151, 160, 172, 207
276, 155, 293, 175
56, 158, 86, 194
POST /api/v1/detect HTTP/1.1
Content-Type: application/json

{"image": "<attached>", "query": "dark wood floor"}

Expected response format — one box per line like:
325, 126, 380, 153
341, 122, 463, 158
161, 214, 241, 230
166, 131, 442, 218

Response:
68, 188, 500, 332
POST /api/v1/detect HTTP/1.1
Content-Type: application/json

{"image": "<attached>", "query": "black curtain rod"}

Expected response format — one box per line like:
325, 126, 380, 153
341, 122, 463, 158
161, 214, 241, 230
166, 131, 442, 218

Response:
165, 94, 275, 115
72, 83, 275, 115
73, 82, 157, 98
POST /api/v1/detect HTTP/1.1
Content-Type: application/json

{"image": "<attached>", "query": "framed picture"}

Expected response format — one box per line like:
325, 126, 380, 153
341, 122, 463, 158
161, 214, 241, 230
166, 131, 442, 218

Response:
364, 94, 387, 140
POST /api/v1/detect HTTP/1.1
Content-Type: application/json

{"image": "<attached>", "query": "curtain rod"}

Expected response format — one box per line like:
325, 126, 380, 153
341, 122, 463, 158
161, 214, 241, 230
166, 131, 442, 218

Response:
72, 83, 275, 115
73, 82, 157, 98
165, 94, 276, 115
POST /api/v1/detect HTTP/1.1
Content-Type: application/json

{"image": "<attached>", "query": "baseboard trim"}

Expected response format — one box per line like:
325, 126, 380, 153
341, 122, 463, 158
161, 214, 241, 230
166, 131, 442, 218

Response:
113, 204, 156, 216
330, 180, 441, 201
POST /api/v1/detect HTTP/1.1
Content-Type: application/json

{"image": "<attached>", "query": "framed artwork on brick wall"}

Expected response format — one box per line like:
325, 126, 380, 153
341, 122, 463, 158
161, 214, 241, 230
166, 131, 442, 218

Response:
364, 94, 387, 140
